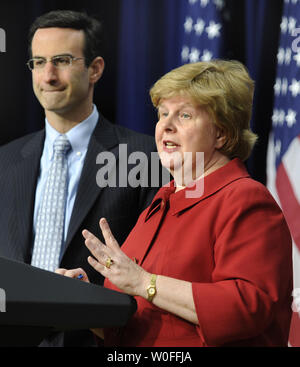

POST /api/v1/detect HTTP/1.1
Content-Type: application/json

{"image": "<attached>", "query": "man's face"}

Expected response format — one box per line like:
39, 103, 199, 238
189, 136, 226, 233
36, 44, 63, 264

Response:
31, 27, 92, 117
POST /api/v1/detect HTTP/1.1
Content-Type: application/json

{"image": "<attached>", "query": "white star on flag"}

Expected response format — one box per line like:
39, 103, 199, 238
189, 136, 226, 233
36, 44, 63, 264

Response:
189, 48, 200, 63
181, 46, 190, 62
272, 110, 278, 125
286, 109, 297, 127
289, 79, 300, 97
274, 139, 282, 155
194, 19, 206, 35
213, 0, 225, 10
285, 48, 292, 64
274, 79, 281, 96
201, 49, 213, 61
293, 52, 300, 66
184, 17, 194, 33
281, 16, 288, 33
272, 110, 280, 125
200, 0, 210, 7
277, 48, 285, 64
206, 21, 222, 39
278, 109, 286, 125
288, 17, 297, 34
281, 78, 288, 95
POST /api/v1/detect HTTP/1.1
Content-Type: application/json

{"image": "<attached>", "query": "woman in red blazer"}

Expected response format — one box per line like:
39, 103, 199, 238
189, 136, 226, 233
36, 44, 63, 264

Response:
58, 60, 293, 346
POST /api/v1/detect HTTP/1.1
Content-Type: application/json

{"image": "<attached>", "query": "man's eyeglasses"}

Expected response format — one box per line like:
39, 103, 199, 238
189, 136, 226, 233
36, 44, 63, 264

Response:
26, 55, 85, 71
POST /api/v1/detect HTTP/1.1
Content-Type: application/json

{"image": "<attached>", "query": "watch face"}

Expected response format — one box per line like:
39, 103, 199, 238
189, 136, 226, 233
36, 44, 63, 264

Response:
149, 287, 155, 295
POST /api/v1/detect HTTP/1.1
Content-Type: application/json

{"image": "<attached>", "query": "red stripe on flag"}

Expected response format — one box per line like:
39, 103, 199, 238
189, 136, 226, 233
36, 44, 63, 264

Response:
276, 163, 300, 251
289, 312, 300, 347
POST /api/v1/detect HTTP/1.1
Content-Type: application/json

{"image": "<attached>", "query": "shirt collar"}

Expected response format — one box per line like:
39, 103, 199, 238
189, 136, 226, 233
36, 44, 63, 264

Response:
44, 105, 99, 159
145, 158, 250, 220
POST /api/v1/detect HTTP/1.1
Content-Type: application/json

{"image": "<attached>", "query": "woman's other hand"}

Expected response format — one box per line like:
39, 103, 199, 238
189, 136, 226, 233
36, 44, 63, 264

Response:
55, 268, 90, 283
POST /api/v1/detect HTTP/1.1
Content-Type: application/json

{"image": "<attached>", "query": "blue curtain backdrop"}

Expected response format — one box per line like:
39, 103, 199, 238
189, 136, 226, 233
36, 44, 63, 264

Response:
244, 0, 283, 183
116, 0, 283, 183
116, 0, 155, 136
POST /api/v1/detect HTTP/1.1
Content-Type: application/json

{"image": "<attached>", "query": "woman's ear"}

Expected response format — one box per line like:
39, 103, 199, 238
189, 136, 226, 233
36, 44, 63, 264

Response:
215, 128, 227, 149
89, 57, 105, 84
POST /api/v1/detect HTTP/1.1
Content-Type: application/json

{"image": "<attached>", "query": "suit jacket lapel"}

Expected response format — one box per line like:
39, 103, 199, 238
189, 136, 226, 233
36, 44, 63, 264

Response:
64, 116, 119, 251
14, 131, 45, 260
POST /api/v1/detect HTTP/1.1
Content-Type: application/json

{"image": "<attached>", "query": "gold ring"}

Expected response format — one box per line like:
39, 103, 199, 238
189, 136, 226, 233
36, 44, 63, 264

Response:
105, 256, 114, 269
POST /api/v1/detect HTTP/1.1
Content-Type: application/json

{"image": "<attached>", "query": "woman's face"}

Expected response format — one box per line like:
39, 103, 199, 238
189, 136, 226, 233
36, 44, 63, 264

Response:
155, 95, 226, 184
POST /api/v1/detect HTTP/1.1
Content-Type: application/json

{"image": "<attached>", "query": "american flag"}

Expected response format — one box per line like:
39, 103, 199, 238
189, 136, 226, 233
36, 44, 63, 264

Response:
267, 0, 300, 347
180, 0, 225, 64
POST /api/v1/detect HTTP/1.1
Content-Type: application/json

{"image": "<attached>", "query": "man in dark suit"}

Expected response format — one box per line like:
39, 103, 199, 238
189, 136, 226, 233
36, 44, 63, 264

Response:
0, 10, 161, 346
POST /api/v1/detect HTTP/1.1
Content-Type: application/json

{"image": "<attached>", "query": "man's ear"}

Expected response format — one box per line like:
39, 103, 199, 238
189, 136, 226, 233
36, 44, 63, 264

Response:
89, 57, 105, 84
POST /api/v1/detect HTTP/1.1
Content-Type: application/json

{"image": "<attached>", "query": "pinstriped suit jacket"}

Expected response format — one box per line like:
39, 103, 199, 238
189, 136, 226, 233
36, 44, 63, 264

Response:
0, 113, 160, 286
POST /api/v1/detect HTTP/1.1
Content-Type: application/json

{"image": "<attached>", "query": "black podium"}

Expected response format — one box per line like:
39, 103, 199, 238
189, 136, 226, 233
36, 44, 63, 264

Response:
0, 256, 137, 346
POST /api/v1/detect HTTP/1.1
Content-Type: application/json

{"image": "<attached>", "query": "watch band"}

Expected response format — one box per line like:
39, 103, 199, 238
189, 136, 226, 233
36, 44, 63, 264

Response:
147, 274, 157, 302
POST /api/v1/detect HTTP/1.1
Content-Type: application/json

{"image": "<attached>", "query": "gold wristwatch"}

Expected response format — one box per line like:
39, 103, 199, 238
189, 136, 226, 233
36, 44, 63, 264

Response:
147, 274, 157, 302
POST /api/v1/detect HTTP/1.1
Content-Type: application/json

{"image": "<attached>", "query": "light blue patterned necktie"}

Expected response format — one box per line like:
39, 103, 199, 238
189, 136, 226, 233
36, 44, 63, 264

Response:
31, 134, 71, 271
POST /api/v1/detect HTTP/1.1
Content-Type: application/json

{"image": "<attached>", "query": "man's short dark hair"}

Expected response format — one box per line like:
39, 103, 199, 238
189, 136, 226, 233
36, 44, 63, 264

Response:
28, 10, 102, 66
